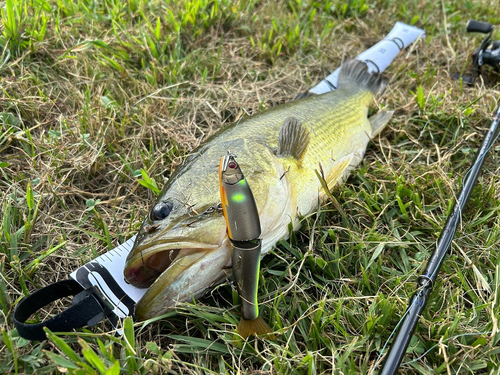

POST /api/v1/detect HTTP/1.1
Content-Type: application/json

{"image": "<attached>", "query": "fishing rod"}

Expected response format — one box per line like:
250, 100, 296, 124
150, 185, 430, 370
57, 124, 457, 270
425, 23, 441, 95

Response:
378, 101, 500, 373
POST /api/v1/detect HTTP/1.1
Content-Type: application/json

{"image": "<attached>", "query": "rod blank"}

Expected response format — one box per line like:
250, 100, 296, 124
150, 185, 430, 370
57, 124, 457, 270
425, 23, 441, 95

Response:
379, 103, 500, 374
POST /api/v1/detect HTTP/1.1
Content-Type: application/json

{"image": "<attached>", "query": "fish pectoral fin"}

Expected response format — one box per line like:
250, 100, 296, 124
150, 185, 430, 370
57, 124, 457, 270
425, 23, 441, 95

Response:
317, 154, 354, 195
277, 117, 310, 163
369, 110, 394, 138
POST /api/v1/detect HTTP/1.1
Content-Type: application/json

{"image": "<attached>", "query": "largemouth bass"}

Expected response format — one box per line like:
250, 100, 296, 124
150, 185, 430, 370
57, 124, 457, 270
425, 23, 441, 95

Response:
124, 59, 392, 321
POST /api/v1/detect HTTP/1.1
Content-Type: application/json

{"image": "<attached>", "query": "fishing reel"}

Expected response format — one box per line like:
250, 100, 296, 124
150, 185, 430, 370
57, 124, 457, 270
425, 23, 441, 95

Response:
461, 20, 500, 84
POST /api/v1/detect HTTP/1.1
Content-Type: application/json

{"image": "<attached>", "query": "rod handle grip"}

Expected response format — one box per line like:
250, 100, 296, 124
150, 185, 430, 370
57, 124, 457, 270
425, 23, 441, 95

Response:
466, 20, 493, 34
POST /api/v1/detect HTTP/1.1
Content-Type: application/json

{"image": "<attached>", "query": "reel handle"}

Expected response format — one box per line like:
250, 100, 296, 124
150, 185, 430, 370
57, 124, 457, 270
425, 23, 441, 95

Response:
467, 20, 493, 34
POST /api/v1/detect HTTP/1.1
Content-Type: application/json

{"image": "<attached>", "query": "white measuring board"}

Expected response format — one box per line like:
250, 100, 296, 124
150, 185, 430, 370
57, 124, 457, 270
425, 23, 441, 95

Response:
70, 235, 147, 322
310, 22, 425, 94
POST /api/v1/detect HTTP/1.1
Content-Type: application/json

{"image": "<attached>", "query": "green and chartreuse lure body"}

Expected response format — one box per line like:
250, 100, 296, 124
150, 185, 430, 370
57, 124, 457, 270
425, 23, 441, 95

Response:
219, 154, 273, 338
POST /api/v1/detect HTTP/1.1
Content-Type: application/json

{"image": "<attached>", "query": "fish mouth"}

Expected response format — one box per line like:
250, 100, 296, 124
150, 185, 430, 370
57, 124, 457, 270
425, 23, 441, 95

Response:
124, 241, 220, 288
132, 239, 232, 320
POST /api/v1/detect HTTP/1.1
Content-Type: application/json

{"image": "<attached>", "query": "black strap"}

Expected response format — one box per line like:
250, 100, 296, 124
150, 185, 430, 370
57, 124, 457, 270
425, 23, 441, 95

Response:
13, 279, 111, 341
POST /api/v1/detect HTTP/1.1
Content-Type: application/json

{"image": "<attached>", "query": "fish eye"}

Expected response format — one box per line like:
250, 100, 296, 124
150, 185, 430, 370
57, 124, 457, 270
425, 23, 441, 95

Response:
228, 161, 237, 169
151, 201, 173, 221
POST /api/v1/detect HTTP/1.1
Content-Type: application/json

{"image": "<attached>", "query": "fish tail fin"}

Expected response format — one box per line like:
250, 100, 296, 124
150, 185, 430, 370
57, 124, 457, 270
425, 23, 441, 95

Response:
237, 317, 274, 339
338, 59, 386, 97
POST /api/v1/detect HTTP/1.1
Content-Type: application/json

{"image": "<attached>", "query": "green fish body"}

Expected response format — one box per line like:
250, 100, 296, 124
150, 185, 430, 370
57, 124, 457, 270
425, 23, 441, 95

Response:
124, 59, 392, 321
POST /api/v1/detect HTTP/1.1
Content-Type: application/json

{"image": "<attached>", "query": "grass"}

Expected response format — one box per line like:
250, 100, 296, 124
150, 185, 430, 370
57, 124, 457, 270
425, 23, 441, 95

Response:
1, 0, 500, 373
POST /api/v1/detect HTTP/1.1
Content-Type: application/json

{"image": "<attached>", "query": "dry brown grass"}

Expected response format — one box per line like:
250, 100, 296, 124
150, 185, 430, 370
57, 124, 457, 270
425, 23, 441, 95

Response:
1, 0, 500, 373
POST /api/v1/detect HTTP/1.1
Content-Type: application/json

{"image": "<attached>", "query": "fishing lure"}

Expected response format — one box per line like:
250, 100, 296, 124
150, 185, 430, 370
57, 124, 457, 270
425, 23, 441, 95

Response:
219, 154, 273, 338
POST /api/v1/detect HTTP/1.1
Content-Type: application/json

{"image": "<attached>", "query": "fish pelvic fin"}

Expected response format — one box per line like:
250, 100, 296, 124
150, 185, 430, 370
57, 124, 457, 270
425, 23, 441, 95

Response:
369, 110, 394, 138
277, 117, 310, 163
237, 316, 274, 339
338, 59, 386, 97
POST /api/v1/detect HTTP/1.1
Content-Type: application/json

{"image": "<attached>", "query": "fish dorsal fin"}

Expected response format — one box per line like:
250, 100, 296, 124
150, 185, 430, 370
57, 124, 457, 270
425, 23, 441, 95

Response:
277, 117, 310, 162
338, 59, 386, 97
